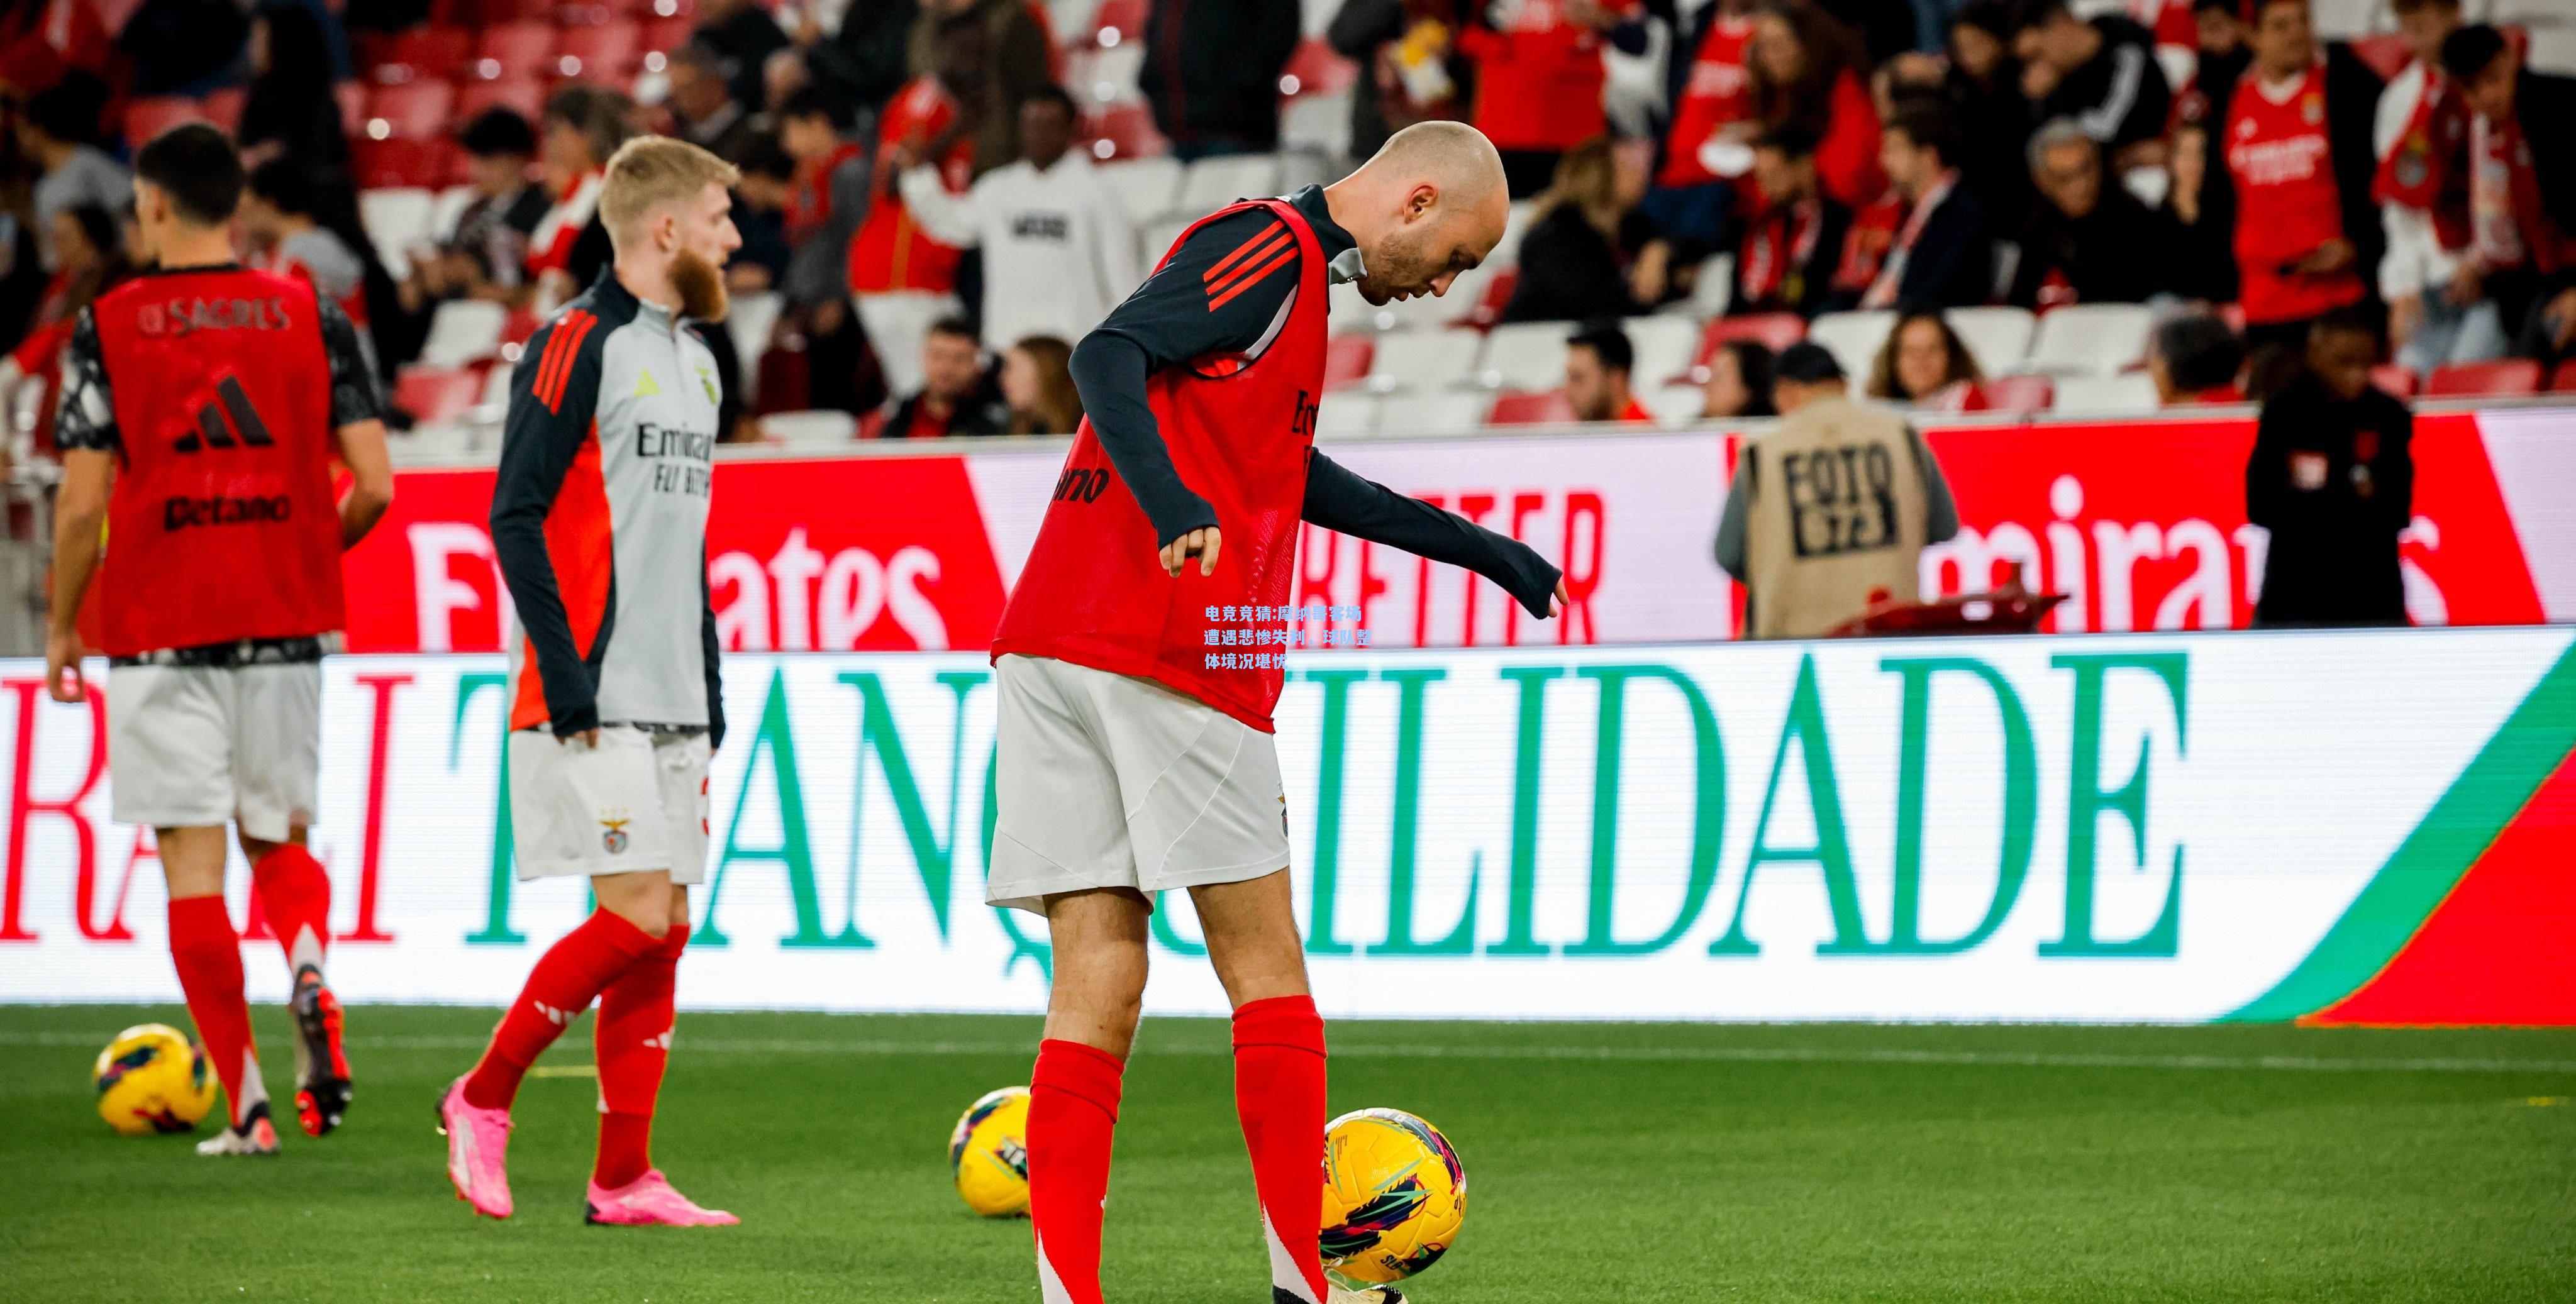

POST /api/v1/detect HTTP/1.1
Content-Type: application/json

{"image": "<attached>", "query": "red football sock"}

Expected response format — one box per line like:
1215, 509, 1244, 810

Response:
168, 895, 265, 1127
593, 922, 686, 1189
1234, 995, 1330, 1304
1028, 1038, 1124, 1304
250, 844, 331, 977
464, 910, 658, 1111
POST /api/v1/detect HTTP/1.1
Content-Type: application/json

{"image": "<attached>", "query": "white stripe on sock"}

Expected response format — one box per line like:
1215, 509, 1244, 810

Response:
1262, 1208, 1320, 1304
1036, 1229, 1079, 1304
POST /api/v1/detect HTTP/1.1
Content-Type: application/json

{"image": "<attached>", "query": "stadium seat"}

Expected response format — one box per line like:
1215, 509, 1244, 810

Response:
728, 292, 785, 404
376, 25, 472, 82
1477, 321, 1570, 390
1097, 156, 1182, 224
2024, 302, 2154, 375
2551, 360, 2576, 392
1316, 391, 1378, 436
1082, 102, 1167, 160
394, 366, 486, 426
1091, 0, 1145, 46
2051, 373, 2160, 415
2529, 26, 2576, 74
1324, 333, 1374, 391
201, 85, 247, 132
387, 424, 482, 464
1082, 43, 1145, 104
1626, 316, 1700, 391
1377, 390, 1491, 433
1466, 267, 1519, 329
457, 77, 547, 123
1683, 251, 1735, 318
1143, 215, 1196, 265
1276, 148, 1333, 196
480, 0, 565, 23
1178, 153, 1281, 216
1279, 91, 1352, 158
1643, 383, 1709, 428
557, 21, 642, 77
123, 97, 210, 149
762, 409, 859, 445
641, 14, 695, 55
2371, 363, 2418, 397
2424, 358, 2543, 397
352, 136, 457, 189
420, 300, 511, 368
1807, 309, 1896, 382
1278, 38, 1357, 98
1366, 329, 1482, 393
365, 80, 457, 139
1945, 306, 2037, 378
1979, 374, 2055, 413
1487, 389, 1577, 426
2308, 0, 2373, 38
1699, 312, 1806, 364
473, 23, 558, 80
358, 187, 439, 275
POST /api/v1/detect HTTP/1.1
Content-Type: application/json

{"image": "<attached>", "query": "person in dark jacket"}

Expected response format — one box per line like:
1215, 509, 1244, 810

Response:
2246, 308, 2412, 627
694, 0, 791, 111
1140, 0, 1303, 158
1501, 136, 1655, 323
1848, 98, 1990, 309
803, 0, 918, 120
2009, 118, 2175, 306
2011, 0, 2170, 166
1328, 0, 1469, 161
2441, 24, 2576, 366
237, 6, 347, 167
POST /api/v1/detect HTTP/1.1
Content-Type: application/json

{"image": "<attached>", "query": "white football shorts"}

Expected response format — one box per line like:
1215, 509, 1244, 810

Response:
987, 653, 1292, 915
107, 662, 319, 843
507, 725, 711, 884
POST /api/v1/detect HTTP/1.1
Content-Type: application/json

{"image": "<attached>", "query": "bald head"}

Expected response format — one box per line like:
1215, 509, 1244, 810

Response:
1325, 121, 1511, 306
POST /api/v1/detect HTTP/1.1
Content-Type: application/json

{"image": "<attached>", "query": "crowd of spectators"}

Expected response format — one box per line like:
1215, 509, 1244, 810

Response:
0, 0, 2565, 459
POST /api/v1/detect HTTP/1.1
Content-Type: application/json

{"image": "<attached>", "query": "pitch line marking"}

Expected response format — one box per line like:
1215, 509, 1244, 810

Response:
5, 1030, 2575, 1076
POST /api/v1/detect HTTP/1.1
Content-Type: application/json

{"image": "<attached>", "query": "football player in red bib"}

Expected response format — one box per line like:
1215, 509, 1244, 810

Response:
44, 124, 394, 1156
987, 121, 1566, 1304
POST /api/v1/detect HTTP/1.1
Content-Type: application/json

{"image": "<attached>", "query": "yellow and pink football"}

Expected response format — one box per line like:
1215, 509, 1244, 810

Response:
1319, 1107, 1467, 1286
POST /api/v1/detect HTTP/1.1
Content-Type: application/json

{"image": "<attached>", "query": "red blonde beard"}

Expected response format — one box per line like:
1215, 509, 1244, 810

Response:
671, 248, 728, 322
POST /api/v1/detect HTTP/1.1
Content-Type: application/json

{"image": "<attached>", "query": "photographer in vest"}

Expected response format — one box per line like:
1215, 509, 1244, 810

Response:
1713, 341, 1959, 639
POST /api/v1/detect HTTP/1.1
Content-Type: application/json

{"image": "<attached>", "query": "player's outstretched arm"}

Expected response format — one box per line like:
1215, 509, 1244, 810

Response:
1302, 448, 1567, 617
318, 297, 394, 548
490, 314, 608, 740
43, 449, 111, 702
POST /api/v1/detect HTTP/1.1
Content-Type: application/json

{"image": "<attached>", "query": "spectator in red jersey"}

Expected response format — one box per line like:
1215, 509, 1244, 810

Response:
1746, 1, 1884, 209
1565, 319, 1655, 423
909, 0, 1055, 174
2011, 0, 2172, 169
2148, 311, 2248, 404
2375, 0, 2497, 377
2009, 118, 2175, 307
2440, 25, 2576, 369
2160, 117, 2240, 301
1629, 0, 1760, 262
875, 316, 1008, 437
853, 26, 980, 396
2224, 0, 2384, 355
1853, 99, 1992, 310
1699, 338, 1777, 417
1731, 123, 1850, 318
2246, 307, 2412, 627
1867, 308, 1983, 406
1458, 0, 1623, 197
1501, 135, 1655, 323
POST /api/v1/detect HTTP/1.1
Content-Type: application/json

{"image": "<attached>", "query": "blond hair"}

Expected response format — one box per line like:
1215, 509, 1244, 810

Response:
598, 135, 740, 243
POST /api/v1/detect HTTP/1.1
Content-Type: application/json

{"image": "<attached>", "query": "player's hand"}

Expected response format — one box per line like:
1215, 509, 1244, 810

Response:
2294, 239, 2355, 276
1552, 577, 1570, 617
1160, 526, 1221, 578
43, 627, 84, 703
565, 729, 599, 749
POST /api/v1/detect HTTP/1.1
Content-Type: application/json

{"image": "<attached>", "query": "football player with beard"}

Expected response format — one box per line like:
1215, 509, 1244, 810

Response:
438, 136, 741, 1227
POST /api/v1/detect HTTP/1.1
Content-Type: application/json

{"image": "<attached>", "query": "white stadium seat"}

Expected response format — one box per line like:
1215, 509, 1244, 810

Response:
2530, 26, 2576, 77
1644, 383, 1709, 428
1375, 390, 1491, 434
1476, 321, 1570, 390
430, 185, 477, 240
1946, 306, 2037, 378
2050, 372, 2161, 415
2309, 0, 2375, 37
1280, 92, 1352, 158
1367, 329, 1483, 393
358, 187, 436, 277
1684, 251, 1735, 319
1807, 309, 1896, 382
1626, 315, 1701, 391
1083, 44, 1145, 104
1276, 149, 1335, 196
1179, 153, 1283, 216
418, 300, 509, 368
726, 292, 784, 404
853, 290, 960, 397
1316, 391, 1379, 436
2025, 302, 2155, 376
1098, 157, 1182, 226
1144, 215, 1197, 266
763, 409, 858, 445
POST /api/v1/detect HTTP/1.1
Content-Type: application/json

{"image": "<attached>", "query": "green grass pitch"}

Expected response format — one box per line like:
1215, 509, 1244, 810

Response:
3, 1005, 2573, 1301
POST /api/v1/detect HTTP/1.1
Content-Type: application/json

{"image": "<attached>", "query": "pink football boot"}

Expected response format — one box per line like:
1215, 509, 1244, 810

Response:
436, 1076, 514, 1219
583, 1170, 740, 1227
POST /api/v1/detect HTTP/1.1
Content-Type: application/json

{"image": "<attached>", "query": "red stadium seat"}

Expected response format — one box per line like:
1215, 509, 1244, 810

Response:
2551, 360, 2576, 392
1467, 266, 1518, 330
2424, 359, 2543, 397
472, 23, 558, 81
336, 80, 367, 126
643, 0, 695, 18
640, 14, 694, 55
365, 80, 457, 139
123, 97, 210, 150
476, 0, 562, 22
1487, 389, 1577, 425
1092, 0, 1145, 47
557, 21, 641, 78
1278, 38, 1357, 99
1977, 374, 2055, 413
1697, 312, 1806, 363
394, 366, 486, 425
201, 85, 247, 132
457, 77, 547, 123
1324, 334, 1374, 392
352, 135, 458, 189
375, 25, 473, 84
2370, 363, 2418, 397
1082, 102, 1167, 160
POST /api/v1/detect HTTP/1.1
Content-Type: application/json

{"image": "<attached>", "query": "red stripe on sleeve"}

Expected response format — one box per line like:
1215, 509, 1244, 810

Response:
1206, 246, 1299, 311
541, 311, 599, 412
530, 319, 574, 409
1202, 222, 1288, 285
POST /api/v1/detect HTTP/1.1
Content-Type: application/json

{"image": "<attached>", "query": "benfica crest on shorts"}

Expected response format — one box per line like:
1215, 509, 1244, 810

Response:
600, 815, 633, 854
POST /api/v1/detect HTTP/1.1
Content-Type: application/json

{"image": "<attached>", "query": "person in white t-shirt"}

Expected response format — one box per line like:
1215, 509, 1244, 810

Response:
896, 85, 1141, 353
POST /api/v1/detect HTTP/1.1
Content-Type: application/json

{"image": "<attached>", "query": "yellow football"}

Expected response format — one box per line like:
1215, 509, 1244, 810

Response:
949, 1086, 1033, 1217
94, 1023, 216, 1136
1320, 1107, 1467, 1285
